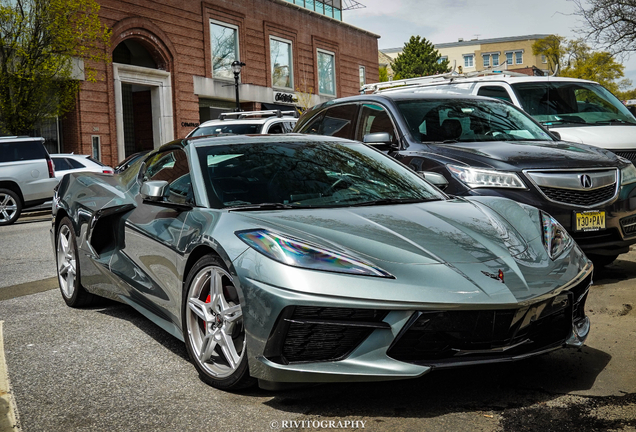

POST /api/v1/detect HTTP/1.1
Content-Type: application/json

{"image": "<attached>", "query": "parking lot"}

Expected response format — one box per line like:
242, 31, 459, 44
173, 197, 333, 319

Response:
1, 215, 635, 432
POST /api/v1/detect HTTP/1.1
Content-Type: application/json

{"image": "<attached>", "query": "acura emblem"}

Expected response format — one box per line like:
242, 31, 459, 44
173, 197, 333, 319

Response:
579, 174, 593, 189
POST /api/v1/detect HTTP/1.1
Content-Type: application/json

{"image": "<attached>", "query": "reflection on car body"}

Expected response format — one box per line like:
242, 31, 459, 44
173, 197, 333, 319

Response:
52, 134, 592, 391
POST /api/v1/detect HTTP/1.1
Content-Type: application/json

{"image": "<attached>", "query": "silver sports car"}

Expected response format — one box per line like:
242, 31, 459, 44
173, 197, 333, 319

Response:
51, 134, 592, 391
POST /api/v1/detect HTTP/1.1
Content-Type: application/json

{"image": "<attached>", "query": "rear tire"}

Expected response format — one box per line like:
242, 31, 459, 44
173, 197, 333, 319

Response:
0, 189, 21, 226
182, 254, 255, 391
56, 217, 99, 307
588, 254, 619, 268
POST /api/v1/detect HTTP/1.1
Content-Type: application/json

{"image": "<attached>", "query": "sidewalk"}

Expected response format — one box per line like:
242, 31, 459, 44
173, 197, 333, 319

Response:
0, 321, 21, 432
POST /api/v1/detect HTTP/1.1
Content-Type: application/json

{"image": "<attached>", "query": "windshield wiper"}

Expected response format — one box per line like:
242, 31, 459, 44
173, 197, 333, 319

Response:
226, 202, 302, 211
594, 118, 634, 125
540, 117, 587, 125
346, 197, 436, 207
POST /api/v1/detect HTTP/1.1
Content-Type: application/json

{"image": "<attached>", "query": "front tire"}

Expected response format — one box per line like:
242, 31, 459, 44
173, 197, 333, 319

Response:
0, 189, 21, 226
182, 254, 254, 390
56, 217, 98, 307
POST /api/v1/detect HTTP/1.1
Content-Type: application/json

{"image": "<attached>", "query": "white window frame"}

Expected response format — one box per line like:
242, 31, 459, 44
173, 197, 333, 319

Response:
359, 65, 366, 87
270, 36, 294, 90
541, 54, 547, 63
91, 135, 101, 161
317, 48, 336, 96
437, 56, 448, 64
210, 19, 240, 81
463, 54, 474, 68
515, 51, 523, 65
482, 54, 490, 67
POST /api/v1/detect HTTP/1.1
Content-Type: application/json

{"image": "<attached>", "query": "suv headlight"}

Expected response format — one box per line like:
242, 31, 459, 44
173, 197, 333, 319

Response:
236, 229, 393, 278
541, 212, 572, 259
447, 165, 526, 189
620, 163, 636, 185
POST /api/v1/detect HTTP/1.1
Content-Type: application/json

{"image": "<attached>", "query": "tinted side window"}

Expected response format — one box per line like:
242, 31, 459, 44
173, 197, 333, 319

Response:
477, 86, 512, 103
298, 112, 325, 135
52, 158, 72, 171
321, 105, 357, 138
68, 158, 86, 169
0, 141, 46, 163
356, 103, 398, 144
267, 122, 284, 134
143, 149, 193, 205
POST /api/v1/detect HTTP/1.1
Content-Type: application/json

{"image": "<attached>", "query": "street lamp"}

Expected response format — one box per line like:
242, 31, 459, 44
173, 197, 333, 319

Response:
231, 60, 246, 112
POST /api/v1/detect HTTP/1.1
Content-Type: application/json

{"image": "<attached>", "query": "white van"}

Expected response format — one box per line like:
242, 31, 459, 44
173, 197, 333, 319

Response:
364, 74, 636, 162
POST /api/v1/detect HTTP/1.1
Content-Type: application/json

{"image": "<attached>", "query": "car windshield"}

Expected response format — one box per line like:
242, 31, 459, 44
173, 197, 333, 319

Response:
511, 81, 636, 126
397, 99, 555, 143
189, 123, 263, 137
196, 140, 444, 209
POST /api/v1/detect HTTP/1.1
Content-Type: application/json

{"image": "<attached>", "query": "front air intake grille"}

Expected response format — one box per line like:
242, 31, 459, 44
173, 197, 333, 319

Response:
620, 215, 636, 236
571, 228, 622, 248
387, 275, 591, 366
264, 306, 389, 364
610, 150, 636, 163
539, 183, 616, 206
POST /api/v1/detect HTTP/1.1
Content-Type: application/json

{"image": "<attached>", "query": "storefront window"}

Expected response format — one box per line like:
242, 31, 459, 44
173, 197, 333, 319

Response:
270, 37, 293, 89
317, 49, 335, 96
210, 21, 239, 80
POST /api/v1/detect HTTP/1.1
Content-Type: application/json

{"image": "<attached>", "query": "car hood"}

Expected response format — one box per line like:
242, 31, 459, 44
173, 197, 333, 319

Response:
435, 140, 620, 170
550, 125, 636, 149
237, 198, 540, 266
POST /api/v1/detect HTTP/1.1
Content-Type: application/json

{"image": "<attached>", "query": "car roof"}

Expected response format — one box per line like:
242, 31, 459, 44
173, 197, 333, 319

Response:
185, 133, 355, 148
321, 92, 502, 104
197, 117, 297, 127
51, 154, 89, 158
0, 136, 45, 143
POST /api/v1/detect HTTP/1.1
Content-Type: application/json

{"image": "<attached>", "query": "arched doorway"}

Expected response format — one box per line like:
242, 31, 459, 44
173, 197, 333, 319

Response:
112, 38, 174, 159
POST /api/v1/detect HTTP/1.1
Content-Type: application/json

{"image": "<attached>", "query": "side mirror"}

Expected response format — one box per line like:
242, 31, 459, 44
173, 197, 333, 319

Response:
550, 131, 561, 140
141, 180, 168, 202
418, 171, 449, 190
363, 132, 392, 144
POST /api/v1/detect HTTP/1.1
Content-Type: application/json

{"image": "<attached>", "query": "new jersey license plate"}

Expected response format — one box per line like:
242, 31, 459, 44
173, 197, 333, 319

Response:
575, 211, 606, 232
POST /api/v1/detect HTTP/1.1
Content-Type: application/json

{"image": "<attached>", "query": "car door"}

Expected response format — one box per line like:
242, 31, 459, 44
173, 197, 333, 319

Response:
113, 147, 194, 325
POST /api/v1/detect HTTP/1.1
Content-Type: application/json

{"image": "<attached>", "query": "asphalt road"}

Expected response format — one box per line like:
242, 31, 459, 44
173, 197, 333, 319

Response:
0, 215, 635, 432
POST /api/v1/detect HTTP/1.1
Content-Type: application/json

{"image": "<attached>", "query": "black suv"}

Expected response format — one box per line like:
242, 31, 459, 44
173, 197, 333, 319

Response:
294, 93, 636, 266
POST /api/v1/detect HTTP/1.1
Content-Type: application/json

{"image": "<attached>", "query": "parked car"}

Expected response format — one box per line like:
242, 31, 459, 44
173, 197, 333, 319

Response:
186, 110, 297, 138
363, 74, 636, 162
52, 134, 592, 391
0, 136, 58, 225
51, 154, 114, 179
294, 93, 636, 266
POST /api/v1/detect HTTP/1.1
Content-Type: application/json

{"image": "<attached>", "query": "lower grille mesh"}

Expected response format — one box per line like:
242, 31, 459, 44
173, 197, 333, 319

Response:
539, 183, 616, 206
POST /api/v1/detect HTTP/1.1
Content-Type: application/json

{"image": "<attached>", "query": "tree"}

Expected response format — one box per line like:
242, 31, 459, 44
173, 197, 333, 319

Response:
391, 35, 450, 79
0, 0, 111, 135
572, 0, 636, 55
532, 36, 631, 94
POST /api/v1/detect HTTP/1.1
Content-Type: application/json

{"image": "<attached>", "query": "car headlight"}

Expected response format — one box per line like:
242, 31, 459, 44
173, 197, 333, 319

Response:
447, 165, 526, 189
620, 163, 636, 185
236, 229, 393, 277
541, 212, 572, 259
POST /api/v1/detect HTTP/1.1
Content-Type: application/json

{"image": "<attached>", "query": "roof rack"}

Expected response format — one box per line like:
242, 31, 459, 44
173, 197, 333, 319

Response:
218, 109, 298, 120
361, 66, 528, 94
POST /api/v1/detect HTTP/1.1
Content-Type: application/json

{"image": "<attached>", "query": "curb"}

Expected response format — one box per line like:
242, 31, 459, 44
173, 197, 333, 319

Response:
0, 321, 22, 432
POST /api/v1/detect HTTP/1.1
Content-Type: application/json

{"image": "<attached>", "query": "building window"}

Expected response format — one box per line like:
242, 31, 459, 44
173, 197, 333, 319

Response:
437, 56, 448, 64
317, 49, 336, 96
506, 52, 513, 65
541, 54, 547, 63
492, 53, 499, 66
359, 66, 366, 88
210, 21, 239, 80
482, 54, 490, 67
91, 136, 100, 161
463, 54, 474, 68
270, 37, 293, 89
515, 51, 523, 64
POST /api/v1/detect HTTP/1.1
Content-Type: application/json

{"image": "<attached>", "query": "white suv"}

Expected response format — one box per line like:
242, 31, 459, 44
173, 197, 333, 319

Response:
186, 110, 297, 138
0, 136, 58, 225
366, 74, 636, 162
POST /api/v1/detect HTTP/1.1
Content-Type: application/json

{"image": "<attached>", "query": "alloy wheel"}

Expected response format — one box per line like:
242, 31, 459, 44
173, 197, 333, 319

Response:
57, 224, 77, 298
186, 265, 245, 378
0, 192, 18, 224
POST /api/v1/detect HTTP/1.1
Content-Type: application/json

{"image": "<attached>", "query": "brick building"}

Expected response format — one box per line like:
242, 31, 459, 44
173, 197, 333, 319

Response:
56, 0, 379, 166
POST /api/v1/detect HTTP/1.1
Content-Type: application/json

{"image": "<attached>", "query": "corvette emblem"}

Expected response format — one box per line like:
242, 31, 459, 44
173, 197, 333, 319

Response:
482, 269, 505, 283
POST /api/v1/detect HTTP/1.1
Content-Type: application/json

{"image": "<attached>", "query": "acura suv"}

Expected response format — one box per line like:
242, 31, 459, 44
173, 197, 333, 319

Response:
294, 93, 636, 266
0, 136, 57, 225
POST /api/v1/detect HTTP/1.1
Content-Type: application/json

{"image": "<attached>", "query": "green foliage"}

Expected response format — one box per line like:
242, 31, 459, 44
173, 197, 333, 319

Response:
532, 35, 632, 94
391, 35, 450, 79
378, 66, 389, 82
0, 0, 111, 135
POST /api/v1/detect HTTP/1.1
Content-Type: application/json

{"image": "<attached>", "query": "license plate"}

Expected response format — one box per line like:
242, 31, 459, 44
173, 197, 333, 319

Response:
575, 211, 606, 231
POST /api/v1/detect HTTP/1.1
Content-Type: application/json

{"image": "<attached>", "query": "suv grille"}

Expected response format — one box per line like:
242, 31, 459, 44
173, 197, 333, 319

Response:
538, 184, 616, 206
610, 150, 636, 163
620, 215, 636, 236
387, 274, 591, 366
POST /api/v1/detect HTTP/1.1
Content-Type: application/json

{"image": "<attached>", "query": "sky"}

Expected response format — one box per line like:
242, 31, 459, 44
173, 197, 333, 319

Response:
343, 0, 636, 85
